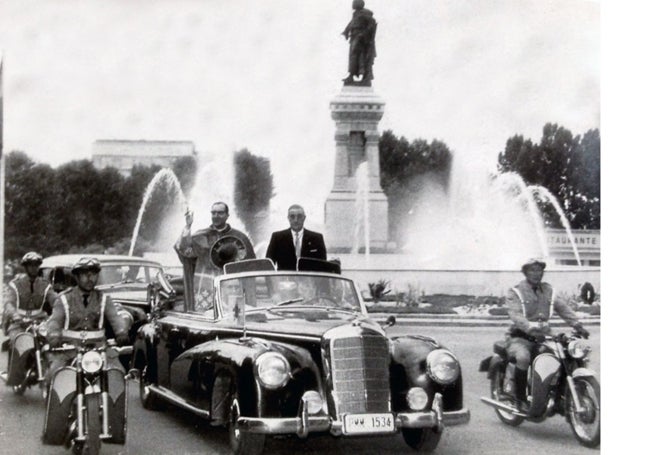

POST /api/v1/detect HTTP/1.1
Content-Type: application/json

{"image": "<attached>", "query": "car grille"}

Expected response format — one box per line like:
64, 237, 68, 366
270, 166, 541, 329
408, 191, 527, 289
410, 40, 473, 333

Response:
330, 334, 390, 415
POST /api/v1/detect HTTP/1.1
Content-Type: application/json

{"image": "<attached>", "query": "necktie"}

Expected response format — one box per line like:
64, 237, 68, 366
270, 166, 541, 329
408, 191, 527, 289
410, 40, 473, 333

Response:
83, 294, 89, 307
294, 232, 301, 257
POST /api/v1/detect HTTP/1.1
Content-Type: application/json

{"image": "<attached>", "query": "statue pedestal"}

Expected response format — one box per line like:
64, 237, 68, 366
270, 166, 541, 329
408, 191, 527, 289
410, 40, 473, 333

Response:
325, 86, 389, 253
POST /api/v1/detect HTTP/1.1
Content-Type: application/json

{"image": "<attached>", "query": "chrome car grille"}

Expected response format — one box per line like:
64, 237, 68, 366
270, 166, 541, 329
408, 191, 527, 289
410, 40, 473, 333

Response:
330, 334, 390, 415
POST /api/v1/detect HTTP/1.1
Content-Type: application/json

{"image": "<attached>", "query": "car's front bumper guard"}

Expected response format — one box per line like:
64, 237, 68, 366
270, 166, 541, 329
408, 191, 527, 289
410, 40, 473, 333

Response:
238, 393, 470, 438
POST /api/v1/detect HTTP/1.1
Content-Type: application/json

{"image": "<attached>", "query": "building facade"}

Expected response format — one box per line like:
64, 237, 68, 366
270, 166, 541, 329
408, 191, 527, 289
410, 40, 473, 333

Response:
92, 140, 196, 176
547, 229, 600, 266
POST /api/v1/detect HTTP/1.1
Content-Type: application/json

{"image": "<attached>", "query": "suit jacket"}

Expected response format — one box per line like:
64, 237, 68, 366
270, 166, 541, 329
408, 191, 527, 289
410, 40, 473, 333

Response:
266, 228, 327, 271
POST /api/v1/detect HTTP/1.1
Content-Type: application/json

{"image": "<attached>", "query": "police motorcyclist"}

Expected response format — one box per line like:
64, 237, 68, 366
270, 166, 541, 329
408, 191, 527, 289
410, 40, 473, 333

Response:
505, 258, 590, 409
44, 257, 131, 385
2, 252, 57, 375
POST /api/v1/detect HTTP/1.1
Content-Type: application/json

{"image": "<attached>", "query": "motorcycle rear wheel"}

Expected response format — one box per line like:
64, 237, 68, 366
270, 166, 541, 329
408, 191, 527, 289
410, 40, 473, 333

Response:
567, 376, 600, 448
491, 370, 524, 426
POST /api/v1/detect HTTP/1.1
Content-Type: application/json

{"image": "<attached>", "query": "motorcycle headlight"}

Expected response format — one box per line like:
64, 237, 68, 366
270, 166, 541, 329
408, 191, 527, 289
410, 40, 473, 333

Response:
426, 349, 460, 384
568, 339, 590, 360
81, 351, 103, 374
255, 352, 290, 389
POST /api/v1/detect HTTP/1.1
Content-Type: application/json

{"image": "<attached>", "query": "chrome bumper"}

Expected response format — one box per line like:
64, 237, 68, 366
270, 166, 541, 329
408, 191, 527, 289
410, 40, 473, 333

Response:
238, 393, 470, 437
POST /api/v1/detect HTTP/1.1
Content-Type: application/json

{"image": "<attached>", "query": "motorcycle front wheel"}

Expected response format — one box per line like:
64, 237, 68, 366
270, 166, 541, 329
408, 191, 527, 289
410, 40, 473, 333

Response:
73, 393, 102, 455
567, 376, 600, 448
491, 370, 524, 426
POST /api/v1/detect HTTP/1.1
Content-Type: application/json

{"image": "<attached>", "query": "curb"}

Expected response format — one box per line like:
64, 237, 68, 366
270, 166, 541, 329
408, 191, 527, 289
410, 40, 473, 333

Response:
369, 313, 601, 328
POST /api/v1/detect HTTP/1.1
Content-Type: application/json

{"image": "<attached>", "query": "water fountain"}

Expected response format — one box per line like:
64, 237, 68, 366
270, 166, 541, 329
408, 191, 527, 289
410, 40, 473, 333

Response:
351, 161, 370, 259
332, 148, 597, 296
528, 185, 582, 266
128, 168, 188, 256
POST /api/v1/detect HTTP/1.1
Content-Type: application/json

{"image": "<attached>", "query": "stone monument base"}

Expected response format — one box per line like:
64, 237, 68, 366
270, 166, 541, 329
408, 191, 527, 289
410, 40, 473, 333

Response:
325, 189, 389, 253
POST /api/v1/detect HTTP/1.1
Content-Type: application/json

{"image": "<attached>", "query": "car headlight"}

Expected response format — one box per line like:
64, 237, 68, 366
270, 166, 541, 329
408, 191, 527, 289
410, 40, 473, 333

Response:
81, 351, 103, 374
255, 352, 291, 389
567, 340, 590, 359
426, 349, 460, 384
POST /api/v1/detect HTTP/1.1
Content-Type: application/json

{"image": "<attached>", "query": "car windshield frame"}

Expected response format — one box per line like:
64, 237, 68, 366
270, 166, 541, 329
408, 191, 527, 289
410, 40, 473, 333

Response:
40, 261, 164, 290
214, 272, 365, 321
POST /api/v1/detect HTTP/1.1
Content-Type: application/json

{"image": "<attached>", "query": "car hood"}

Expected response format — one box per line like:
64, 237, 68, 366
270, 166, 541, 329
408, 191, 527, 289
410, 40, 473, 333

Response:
223, 308, 382, 341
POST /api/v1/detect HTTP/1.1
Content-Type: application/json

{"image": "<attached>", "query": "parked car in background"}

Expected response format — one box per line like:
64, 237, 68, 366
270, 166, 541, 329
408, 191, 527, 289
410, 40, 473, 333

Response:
39, 254, 164, 341
133, 258, 470, 455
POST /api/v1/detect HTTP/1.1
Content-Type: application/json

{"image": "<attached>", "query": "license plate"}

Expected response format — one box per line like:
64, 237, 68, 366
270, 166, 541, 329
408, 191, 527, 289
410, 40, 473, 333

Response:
343, 413, 395, 434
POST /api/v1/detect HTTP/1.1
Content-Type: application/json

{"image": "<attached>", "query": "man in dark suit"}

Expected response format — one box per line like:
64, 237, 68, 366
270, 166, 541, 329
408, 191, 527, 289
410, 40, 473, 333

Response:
266, 204, 327, 270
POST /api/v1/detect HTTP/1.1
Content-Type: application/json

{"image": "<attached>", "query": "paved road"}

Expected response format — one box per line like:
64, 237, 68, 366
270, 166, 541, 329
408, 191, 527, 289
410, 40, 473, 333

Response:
0, 325, 600, 454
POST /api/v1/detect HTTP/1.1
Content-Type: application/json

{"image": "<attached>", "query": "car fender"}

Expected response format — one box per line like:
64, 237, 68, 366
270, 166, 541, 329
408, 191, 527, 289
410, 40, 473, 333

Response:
389, 335, 464, 411
180, 337, 322, 418
390, 335, 441, 387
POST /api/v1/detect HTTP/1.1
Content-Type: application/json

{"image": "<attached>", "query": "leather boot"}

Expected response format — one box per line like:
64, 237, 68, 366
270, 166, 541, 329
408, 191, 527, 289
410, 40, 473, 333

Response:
514, 367, 529, 411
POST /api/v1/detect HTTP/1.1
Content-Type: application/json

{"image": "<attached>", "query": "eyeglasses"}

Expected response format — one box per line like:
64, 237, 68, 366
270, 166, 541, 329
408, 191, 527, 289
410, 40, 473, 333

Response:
211, 211, 227, 215
288, 214, 305, 219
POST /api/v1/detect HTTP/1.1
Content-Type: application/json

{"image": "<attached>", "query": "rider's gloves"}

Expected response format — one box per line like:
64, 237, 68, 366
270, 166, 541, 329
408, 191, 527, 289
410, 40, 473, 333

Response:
574, 324, 590, 339
527, 327, 546, 343
49, 336, 62, 348
115, 333, 130, 346
10, 314, 22, 323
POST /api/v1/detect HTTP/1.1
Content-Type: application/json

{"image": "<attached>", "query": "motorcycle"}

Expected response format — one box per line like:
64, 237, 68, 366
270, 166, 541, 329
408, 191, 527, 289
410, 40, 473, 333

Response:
0, 313, 48, 396
479, 329, 600, 448
42, 332, 134, 455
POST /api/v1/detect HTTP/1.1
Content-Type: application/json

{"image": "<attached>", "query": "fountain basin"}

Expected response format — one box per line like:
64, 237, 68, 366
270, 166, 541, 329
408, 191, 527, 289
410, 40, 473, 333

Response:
145, 251, 599, 297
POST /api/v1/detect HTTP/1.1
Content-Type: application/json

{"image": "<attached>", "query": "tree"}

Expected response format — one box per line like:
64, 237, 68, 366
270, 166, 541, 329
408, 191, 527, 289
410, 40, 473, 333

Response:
378, 131, 453, 247
171, 155, 198, 196
233, 149, 274, 244
497, 124, 600, 229
4, 151, 57, 258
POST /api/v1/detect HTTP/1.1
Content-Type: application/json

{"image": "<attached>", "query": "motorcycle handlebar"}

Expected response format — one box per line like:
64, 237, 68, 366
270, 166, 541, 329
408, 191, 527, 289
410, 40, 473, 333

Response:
45, 338, 119, 353
512, 330, 584, 344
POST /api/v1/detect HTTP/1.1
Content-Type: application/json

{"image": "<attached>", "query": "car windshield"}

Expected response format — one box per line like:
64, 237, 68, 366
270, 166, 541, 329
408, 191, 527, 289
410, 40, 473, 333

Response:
218, 274, 361, 319
97, 264, 163, 286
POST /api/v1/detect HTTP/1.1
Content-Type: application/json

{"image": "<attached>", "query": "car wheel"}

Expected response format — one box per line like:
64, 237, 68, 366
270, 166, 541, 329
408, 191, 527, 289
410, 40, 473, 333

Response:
402, 427, 442, 451
228, 391, 265, 455
139, 366, 162, 411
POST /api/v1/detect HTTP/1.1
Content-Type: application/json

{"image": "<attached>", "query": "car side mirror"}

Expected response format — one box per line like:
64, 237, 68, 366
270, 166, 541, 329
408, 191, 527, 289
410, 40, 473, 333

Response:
382, 315, 396, 328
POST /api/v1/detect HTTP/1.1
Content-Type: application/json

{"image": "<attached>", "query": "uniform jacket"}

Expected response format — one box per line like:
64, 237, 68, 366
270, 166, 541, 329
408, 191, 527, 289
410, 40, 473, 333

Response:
3, 274, 57, 332
506, 279, 581, 334
265, 228, 327, 271
46, 287, 129, 344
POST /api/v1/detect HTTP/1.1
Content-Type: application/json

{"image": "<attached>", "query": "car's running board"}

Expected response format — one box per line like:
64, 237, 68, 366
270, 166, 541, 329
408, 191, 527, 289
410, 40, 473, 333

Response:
148, 385, 210, 418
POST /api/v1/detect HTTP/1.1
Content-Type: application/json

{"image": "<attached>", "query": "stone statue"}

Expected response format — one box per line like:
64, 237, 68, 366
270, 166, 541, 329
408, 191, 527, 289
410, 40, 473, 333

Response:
341, 0, 377, 87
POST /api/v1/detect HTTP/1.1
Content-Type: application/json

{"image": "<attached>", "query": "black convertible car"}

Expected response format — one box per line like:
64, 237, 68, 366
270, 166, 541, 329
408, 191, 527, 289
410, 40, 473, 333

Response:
133, 257, 469, 454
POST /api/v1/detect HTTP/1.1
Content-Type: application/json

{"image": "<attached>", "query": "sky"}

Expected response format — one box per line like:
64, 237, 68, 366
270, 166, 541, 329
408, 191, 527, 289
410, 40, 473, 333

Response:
0, 0, 599, 228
